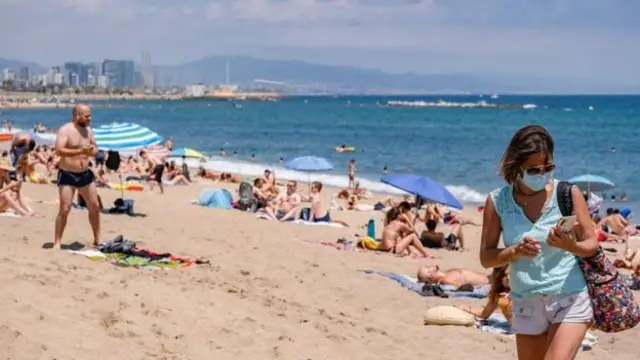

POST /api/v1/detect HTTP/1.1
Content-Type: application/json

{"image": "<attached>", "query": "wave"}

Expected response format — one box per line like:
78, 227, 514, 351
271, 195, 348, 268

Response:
178, 156, 487, 204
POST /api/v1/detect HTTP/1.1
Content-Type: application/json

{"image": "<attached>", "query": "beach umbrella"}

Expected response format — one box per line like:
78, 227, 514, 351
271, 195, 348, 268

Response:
285, 156, 334, 172
93, 122, 163, 151
169, 148, 206, 159
285, 156, 333, 194
381, 173, 463, 209
568, 174, 615, 192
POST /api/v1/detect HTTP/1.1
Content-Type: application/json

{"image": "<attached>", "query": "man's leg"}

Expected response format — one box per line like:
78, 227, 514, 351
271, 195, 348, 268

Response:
77, 183, 101, 247
452, 224, 466, 249
54, 185, 76, 249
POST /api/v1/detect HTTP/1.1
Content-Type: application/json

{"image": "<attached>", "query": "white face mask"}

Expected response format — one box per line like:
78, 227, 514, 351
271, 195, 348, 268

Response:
521, 172, 553, 191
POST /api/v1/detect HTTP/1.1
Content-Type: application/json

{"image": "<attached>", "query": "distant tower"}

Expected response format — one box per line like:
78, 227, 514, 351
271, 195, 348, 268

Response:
140, 51, 154, 89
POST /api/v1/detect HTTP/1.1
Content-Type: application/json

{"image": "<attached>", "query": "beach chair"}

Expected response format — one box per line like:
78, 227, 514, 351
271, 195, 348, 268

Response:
236, 181, 258, 212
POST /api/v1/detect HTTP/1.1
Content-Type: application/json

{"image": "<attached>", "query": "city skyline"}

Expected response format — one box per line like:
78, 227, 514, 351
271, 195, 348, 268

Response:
1, 0, 639, 88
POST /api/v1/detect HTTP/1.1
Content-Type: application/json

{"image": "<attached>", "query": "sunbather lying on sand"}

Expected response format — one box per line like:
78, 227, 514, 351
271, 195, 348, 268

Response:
417, 264, 489, 288
379, 207, 430, 257
459, 266, 512, 326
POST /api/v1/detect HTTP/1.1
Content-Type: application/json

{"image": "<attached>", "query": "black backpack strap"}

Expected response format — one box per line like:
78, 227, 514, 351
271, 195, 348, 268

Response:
556, 181, 574, 217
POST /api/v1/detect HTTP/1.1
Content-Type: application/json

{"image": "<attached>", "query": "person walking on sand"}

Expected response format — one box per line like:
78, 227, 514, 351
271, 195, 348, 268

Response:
139, 150, 165, 194
348, 159, 356, 188
53, 104, 101, 249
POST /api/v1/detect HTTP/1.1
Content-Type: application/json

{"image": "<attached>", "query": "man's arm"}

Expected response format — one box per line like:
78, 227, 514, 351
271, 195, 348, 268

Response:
55, 128, 84, 157
87, 129, 99, 157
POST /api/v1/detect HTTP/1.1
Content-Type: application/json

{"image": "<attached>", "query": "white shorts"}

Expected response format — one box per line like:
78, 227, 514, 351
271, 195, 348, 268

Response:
512, 290, 593, 335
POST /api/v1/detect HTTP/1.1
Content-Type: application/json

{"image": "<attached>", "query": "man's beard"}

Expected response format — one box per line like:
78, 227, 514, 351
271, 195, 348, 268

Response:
76, 121, 88, 128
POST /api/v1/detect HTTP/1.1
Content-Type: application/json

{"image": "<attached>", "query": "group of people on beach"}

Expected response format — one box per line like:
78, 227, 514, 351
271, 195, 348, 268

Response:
3, 105, 640, 360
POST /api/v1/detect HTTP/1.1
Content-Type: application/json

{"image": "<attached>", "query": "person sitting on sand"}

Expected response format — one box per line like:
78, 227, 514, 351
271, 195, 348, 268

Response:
266, 180, 301, 221
17, 155, 49, 184
94, 169, 110, 188
310, 181, 332, 222
420, 219, 466, 250
459, 266, 512, 326
378, 207, 430, 257
417, 264, 490, 288
253, 178, 271, 207
261, 170, 279, 195
0, 156, 37, 216
164, 161, 190, 185
599, 208, 637, 236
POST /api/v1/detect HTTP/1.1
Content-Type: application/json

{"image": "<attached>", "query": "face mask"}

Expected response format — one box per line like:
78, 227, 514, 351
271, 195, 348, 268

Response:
521, 172, 552, 191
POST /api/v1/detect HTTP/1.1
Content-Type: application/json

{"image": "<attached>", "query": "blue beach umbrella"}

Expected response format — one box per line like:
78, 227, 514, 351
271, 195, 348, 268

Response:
568, 174, 615, 192
93, 122, 163, 151
381, 173, 463, 209
285, 156, 334, 193
285, 156, 334, 172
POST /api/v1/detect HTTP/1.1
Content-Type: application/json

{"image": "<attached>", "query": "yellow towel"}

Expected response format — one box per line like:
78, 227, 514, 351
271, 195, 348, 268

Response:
358, 236, 379, 250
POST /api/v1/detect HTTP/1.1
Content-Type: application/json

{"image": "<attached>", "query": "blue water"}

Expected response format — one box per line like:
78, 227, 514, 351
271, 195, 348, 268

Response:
2, 95, 639, 214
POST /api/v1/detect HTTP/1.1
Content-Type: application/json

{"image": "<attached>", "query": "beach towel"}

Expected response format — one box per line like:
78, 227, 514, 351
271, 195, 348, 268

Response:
361, 270, 490, 298
477, 314, 598, 351
292, 219, 345, 228
0, 211, 21, 218
69, 235, 195, 270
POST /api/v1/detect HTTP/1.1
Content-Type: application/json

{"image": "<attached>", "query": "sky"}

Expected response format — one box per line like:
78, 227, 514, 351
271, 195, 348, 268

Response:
1, 0, 639, 85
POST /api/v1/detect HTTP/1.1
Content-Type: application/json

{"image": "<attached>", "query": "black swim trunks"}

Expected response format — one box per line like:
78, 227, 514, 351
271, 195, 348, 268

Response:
57, 169, 95, 188
152, 164, 165, 183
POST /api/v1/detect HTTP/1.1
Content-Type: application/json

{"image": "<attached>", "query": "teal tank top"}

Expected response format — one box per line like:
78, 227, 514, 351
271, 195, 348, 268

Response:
490, 179, 587, 299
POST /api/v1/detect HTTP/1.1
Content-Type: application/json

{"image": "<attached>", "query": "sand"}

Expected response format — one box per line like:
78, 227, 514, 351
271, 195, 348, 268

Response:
1, 179, 638, 360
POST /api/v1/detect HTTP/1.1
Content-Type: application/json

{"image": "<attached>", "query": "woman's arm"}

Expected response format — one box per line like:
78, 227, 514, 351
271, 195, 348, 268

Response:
569, 185, 599, 257
460, 300, 497, 320
479, 196, 516, 268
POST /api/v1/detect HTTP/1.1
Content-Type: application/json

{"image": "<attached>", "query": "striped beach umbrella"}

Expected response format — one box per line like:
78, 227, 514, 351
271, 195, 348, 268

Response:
93, 122, 163, 151
169, 148, 207, 159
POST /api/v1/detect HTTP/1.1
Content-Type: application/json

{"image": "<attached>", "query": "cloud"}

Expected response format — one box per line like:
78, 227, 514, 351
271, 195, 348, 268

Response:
0, 0, 638, 84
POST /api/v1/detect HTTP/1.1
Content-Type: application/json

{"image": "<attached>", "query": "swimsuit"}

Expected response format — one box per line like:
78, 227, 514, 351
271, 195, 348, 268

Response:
313, 212, 331, 223
152, 164, 165, 183
57, 169, 95, 188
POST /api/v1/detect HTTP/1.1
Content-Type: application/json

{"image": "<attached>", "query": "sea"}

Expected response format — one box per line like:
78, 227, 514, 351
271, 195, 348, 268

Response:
2, 95, 639, 214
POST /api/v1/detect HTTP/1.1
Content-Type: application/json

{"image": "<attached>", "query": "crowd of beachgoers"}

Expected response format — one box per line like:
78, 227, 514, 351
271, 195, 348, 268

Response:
1, 114, 639, 359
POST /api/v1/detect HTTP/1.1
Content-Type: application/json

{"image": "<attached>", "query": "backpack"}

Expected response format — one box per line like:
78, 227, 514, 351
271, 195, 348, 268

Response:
557, 181, 640, 333
235, 181, 258, 212
106, 150, 121, 171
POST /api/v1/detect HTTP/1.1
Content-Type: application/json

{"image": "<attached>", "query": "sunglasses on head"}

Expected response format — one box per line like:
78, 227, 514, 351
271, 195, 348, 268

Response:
524, 164, 555, 175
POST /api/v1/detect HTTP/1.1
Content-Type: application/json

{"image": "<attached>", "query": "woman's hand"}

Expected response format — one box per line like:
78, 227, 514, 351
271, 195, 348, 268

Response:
511, 236, 541, 259
548, 224, 578, 252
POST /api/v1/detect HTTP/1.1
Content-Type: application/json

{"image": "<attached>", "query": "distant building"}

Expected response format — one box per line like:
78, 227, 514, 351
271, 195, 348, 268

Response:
96, 75, 108, 88
64, 62, 87, 86
2, 69, 15, 82
18, 67, 29, 82
102, 59, 118, 87
101, 59, 135, 88
184, 84, 207, 97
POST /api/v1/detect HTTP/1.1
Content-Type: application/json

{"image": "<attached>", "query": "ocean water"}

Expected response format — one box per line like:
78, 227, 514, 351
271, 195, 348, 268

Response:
2, 95, 639, 214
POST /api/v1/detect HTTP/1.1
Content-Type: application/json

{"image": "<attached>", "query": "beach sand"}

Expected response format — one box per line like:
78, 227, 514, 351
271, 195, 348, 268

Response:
1, 180, 638, 359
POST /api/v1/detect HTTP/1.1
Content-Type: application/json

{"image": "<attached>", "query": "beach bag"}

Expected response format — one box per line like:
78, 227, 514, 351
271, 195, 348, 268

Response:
423, 306, 475, 326
357, 236, 379, 250
557, 181, 640, 333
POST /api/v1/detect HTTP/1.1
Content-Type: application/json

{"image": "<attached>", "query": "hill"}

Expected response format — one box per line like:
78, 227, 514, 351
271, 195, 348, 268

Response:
153, 55, 508, 94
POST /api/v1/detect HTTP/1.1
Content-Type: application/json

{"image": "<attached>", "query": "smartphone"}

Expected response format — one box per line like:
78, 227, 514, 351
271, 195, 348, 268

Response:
557, 215, 577, 233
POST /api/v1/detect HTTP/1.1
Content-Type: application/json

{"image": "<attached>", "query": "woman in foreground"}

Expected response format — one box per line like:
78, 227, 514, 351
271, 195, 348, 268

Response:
479, 125, 597, 360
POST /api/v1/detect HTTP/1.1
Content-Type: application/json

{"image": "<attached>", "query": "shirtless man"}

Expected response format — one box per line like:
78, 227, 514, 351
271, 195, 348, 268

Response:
139, 150, 165, 194
599, 208, 635, 236
10, 132, 35, 168
310, 181, 331, 222
417, 265, 489, 288
54, 104, 101, 249
266, 180, 301, 221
